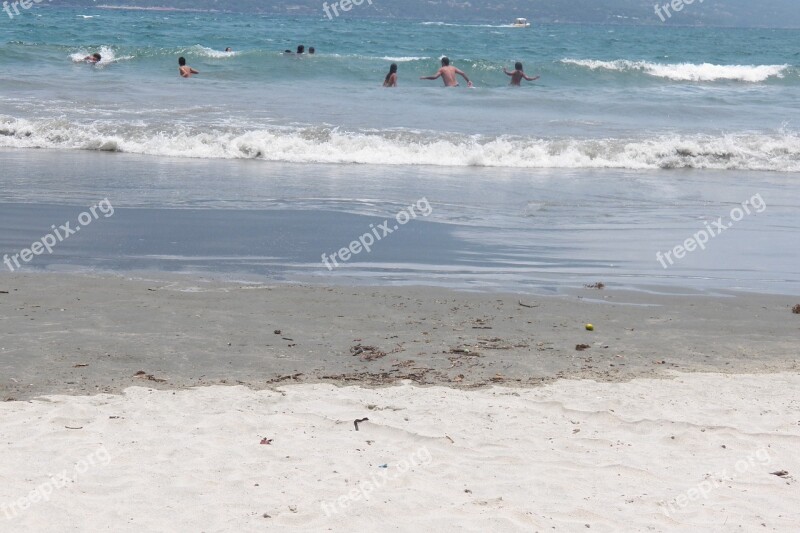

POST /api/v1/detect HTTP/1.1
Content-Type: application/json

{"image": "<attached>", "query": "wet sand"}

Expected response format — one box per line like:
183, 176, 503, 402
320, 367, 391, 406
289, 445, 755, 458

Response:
1, 273, 798, 400
2, 273, 799, 531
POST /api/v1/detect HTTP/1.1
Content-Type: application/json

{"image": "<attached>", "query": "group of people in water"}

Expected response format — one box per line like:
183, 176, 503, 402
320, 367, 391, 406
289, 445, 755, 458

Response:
178, 44, 315, 78
173, 46, 539, 86
386, 57, 540, 87
84, 46, 539, 86
284, 45, 316, 55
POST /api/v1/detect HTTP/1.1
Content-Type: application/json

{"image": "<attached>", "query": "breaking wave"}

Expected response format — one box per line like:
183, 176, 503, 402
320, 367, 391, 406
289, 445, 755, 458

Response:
1, 116, 798, 172
561, 59, 792, 82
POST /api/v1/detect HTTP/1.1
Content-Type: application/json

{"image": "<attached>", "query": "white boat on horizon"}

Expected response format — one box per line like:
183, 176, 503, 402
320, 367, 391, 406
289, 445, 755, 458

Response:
512, 17, 531, 28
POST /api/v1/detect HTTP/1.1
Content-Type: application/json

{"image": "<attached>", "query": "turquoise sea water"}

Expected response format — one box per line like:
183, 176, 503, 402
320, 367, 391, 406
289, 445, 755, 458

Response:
1, 8, 799, 170
1, 8, 799, 293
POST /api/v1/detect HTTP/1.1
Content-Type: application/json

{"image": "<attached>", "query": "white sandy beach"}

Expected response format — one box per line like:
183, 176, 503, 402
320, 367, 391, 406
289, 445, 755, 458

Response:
1, 372, 798, 532
2, 4, 799, 533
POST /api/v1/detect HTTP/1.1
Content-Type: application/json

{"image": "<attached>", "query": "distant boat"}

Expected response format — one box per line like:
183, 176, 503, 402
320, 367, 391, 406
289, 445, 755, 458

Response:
512, 18, 531, 28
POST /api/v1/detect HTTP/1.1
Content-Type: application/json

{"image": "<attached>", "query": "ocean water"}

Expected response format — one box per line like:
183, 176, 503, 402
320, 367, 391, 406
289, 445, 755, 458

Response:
1, 8, 799, 294
1, 8, 799, 170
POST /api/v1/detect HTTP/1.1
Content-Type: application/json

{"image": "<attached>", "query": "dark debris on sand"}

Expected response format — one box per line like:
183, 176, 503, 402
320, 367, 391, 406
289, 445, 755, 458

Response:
350, 344, 387, 362
133, 370, 167, 383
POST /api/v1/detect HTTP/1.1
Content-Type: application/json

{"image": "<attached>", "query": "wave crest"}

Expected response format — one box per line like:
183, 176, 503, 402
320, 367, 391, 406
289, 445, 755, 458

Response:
562, 59, 791, 82
1, 116, 798, 172
69, 46, 134, 66
189, 45, 240, 58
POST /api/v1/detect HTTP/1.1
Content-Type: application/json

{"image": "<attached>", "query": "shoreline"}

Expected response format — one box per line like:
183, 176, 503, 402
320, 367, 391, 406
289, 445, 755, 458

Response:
2, 272, 798, 401
2, 149, 799, 297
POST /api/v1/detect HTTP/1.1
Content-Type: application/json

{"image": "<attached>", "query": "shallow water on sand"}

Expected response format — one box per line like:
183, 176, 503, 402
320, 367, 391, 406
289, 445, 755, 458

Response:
1, 150, 798, 295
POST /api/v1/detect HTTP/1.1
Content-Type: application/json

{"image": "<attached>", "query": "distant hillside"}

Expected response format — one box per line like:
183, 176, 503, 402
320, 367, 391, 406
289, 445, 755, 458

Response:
64, 1, 800, 28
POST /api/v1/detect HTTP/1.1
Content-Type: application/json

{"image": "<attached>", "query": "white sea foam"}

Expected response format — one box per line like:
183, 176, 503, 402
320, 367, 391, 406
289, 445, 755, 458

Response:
420, 21, 515, 28
191, 45, 239, 58
380, 56, 429, 62
69, 46, 134, 66
1, 116, 798, 172
562, 59, 790, 82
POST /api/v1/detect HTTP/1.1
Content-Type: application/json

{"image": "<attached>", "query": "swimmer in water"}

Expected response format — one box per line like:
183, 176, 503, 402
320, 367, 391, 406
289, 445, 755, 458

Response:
420, 57, 473, 88
383, 63, 398, 87
503, 62, 540, 86
84, 53, 101, 64
178, 57, 199, 78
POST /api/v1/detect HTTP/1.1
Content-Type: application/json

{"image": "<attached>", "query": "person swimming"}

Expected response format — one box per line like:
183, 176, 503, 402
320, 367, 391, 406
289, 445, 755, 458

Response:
309, 47, 315, 55
224, 47, 233, 52
83, 53, 101, 64
503, 62, 540, 86
178, 57, 199, 78
420, 57, 473, 88
296, 45, 305, 54
384, 63, 398, 87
